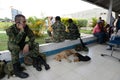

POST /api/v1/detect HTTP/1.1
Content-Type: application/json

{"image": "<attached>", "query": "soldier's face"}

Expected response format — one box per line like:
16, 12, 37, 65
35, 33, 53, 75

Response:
16, 17, 26, 27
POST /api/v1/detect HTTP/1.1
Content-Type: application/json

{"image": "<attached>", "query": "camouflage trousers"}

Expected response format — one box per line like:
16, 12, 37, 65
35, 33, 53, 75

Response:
8, 42, 46, 64
65, 32, 80, 40
46, 30, 65, 43
45, 37, 65, 43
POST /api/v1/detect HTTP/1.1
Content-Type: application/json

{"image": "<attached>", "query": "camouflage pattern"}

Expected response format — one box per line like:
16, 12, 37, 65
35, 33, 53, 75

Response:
0, 60, 6, 79
75, 44, 89, 52
6, 24, 46, 64
4, 61, 14, 78
66, 23, 80, 40
51, 21, 66, 42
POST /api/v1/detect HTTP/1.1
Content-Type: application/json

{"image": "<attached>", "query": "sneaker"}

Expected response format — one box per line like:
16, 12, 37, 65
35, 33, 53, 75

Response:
106, 46, 112, 50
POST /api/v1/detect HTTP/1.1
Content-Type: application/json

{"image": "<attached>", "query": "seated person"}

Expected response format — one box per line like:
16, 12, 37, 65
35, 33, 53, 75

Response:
6, 14, 50, 79
47, 17, 54, 39
65, 18, 80, 40
93, 21, 107, 44
115, 16, 120, 32
46, 16, 66, 43
104, 24, 114, 39
106, 29, 120, 50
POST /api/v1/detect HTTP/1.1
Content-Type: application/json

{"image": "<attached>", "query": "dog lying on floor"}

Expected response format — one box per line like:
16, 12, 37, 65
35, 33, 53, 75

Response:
73, 53, 91, 62
54, 49, 77, 63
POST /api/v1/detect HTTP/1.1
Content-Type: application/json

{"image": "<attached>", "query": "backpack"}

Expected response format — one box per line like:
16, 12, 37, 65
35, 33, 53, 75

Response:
24, 55, 33, 66
0, 60, 6, 79
4, 61, 14, 79
4, 61, 26, 79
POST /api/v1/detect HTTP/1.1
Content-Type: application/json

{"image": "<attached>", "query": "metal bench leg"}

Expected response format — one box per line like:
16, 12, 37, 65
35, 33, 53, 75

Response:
101, 46, 120, 62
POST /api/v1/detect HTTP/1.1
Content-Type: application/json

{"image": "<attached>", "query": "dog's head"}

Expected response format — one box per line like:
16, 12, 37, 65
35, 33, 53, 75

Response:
54, 54, 62, 62
73, 53, 80, 62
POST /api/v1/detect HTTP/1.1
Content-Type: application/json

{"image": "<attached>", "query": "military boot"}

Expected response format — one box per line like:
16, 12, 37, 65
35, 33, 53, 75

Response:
17, 62, 26, 71
13, 62, 29, 78
37, 56, 50, 70
32, 57, 42, 71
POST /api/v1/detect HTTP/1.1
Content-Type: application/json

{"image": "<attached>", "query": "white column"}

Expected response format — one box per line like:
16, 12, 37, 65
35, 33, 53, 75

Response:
106, 0, 113, 24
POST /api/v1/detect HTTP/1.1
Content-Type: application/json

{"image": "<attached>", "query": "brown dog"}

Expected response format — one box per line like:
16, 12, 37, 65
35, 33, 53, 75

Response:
54, 49, 77, 63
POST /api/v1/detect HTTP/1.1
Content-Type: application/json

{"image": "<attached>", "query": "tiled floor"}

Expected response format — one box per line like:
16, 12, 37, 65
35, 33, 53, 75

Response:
2, 44, 120, 80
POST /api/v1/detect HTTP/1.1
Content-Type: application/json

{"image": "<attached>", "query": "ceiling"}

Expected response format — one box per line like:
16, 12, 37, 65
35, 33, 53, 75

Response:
83, 0, 120, 13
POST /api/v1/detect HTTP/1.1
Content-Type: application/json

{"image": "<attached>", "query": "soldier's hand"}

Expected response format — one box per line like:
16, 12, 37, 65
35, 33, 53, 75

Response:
17, 23, 24, 31
23, 44, 29, 54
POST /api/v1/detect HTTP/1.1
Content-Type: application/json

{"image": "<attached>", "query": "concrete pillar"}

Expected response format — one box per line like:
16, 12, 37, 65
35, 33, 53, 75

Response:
106, 0, 113, 24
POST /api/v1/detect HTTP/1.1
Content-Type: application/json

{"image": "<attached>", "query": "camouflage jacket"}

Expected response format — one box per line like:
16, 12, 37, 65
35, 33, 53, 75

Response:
68, 23, 80, 35
51, 21, 66, 39
6, 24, 35, 48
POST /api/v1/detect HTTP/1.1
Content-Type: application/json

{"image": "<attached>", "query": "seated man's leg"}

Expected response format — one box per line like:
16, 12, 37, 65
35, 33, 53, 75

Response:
106, 36, 120, 50
106, 35, 115, 50
66, 33, 78, 40
72, 32, 80, 40
45, 30, 54, 43
37, 55, 50, 70
65, 32, 70, 40
55, 36, 65, 42
29, 42, 50, 71
96, 32, 106, 44
28, 42, 42, 71
94, 33, 102, 43
9, 44, 29, 78
106, 45, 112, 50
72, 34, 80, 40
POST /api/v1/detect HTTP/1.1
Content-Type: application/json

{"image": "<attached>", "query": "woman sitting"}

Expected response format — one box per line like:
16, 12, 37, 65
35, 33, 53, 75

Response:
93, 21, 107, 44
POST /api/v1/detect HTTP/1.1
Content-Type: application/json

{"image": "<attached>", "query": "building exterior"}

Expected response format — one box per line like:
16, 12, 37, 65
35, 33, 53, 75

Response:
11, 8, 22, 21
62, 8, 115, 21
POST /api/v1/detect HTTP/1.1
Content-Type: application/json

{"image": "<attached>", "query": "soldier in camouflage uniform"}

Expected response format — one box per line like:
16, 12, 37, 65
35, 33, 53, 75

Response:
66, 18, 80, 40
6, 14, 50, 78
47, 16, 66, 43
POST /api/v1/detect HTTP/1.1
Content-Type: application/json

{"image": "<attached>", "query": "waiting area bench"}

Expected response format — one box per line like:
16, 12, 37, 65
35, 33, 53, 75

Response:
101, 37, 120, 61
0, 35, 97, 62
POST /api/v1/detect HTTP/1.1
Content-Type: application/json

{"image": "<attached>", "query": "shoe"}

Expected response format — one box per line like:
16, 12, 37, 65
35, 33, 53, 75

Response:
13, 62, 29, 78
37, 56, 50, 70
35, 65, 42, 71
32, 57, 42, 71
45, 64, 50, 70
106, 47, 112, 50
15, 71, 29, 78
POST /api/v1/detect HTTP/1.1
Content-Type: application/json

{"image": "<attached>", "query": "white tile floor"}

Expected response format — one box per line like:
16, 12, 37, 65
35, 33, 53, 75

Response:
2, 43, 120, 80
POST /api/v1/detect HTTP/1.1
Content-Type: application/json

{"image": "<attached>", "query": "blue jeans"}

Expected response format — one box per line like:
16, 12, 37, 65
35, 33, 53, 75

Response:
94, 32, 106, 44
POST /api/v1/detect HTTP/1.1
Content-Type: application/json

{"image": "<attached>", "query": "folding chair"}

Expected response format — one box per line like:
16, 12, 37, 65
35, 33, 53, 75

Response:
101, 37, 120, 61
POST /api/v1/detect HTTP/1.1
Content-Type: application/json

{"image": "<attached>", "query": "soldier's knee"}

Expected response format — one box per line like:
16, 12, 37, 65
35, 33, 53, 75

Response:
8, 43, 20, 51
29, 42, 39, 51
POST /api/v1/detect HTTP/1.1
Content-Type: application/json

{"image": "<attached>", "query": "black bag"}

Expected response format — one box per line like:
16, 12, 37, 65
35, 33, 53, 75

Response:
4, 61, 14, 79
0, 60, 6, 79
